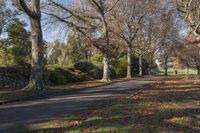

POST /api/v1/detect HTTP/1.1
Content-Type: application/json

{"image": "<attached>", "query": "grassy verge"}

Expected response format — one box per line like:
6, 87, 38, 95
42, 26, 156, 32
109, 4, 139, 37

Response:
159, 68, 197, 76
18, 76, 200, 133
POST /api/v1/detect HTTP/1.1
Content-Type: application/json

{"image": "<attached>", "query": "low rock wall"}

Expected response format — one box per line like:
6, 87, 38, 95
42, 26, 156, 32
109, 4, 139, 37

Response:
0, 67, 29, 88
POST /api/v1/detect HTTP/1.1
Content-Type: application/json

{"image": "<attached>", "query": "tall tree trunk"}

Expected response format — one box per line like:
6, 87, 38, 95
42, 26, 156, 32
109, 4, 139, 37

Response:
139, 54, 143, 76
127, 45, 132, 78
164, 58, 168, 76
102, 53, 110, 82
19, 0, 44, 90
197, 65, 200, 75
101, 12, 110, 82
27, 17, 44, 90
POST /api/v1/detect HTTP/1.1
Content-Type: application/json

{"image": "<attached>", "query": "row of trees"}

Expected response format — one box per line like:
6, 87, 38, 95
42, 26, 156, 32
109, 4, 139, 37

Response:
0, 0, 199, 90
176, 0, 200, 74
44, 0, 179, 80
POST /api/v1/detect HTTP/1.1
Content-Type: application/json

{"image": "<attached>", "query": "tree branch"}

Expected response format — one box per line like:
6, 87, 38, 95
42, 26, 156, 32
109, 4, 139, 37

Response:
19, 0, 38, 18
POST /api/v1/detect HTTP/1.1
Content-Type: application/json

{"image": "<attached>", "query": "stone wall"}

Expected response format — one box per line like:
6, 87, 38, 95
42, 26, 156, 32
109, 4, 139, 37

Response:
0, 67, 29, 88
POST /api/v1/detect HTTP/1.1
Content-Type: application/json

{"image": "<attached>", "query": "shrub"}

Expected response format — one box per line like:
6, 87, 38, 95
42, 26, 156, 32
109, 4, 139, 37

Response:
111, 55, 150, 77
48, 70, 67, 85
74, 62, 102, 79
45, 65, 94, 85
91, 52, 103, 63
110, 66, 117, 78
111, 56, 127, 77
75, 61, 117, 79
131, 56, 150, 75
93, 62, 116, 78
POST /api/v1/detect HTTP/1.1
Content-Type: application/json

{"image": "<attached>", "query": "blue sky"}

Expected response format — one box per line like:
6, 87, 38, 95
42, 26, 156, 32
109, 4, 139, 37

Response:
1, 0, 73, 43
2, 0, 188, 43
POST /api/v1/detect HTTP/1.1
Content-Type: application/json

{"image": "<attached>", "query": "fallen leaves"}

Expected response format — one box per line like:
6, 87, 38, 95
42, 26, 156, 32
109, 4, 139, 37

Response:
68, 120, 82, 127
26, 76, 200, 133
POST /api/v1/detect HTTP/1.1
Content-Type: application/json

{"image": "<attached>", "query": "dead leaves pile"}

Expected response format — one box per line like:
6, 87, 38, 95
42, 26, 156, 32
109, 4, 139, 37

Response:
68, 120, 82, 127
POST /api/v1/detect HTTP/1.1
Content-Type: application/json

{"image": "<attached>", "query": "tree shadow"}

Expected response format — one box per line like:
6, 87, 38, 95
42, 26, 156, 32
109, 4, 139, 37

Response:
20, 107, 200, 133
11, 77, 200, 132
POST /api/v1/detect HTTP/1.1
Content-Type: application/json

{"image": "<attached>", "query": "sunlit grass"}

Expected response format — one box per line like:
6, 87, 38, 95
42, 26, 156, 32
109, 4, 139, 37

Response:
166, 117, 191, 126
159, 68, 197, 75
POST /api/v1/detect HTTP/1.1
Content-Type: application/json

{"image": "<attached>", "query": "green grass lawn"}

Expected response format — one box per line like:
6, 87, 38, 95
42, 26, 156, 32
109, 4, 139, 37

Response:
159, 68, 197, 76
17, 76, 200, 133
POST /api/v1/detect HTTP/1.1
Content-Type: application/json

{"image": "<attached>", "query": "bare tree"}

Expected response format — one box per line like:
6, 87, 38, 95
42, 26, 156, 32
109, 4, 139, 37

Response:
44, 0, 119, 82
175, 41, 200, 75
175, 0, 200, 37
175, 0, 200, 75
182, 34, 200, 75
0, 1, 17, 49
152, 3, 181, 76
14, 0, 45, 90
110, 0, 145, 78
134, 30, 156, 76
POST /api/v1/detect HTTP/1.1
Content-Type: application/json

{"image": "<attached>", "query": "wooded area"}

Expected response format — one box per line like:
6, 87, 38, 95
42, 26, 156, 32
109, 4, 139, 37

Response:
0, 0, 200, 132
0, 0, 199, 89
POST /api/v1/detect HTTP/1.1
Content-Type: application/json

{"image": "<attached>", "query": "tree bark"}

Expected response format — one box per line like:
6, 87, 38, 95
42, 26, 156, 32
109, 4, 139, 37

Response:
27, 17, 44, 90
101, 9, 110, 82
127, 45, 132, 78
197, 66, 200, 75
139, 54, 143, 76
164, 58, 168, 76
102, 53, 110, 82
19, 0, 44, 90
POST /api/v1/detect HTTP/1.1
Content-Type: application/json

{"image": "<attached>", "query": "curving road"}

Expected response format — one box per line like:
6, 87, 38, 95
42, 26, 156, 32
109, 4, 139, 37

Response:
0, 76, 159, 133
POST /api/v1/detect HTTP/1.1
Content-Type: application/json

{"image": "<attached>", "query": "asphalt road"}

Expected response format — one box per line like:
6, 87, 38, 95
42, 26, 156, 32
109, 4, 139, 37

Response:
0, 77, 158, 133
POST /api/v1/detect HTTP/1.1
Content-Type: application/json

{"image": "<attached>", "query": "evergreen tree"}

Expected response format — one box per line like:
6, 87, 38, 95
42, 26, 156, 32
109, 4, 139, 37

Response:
5, 19, 31, 65
58, 35, 87, 66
